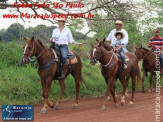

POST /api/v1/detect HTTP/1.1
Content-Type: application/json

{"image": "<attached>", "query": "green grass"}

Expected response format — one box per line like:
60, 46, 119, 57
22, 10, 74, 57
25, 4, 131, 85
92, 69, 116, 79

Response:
0, 42, 162, 106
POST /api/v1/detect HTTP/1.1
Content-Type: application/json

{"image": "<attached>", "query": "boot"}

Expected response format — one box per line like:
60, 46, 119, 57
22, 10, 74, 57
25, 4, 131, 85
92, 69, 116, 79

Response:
58, 64, 68, 80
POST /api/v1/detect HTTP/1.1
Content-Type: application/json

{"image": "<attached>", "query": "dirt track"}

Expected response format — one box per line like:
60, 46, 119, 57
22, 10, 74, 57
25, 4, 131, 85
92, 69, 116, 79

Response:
1, 89, 163, 122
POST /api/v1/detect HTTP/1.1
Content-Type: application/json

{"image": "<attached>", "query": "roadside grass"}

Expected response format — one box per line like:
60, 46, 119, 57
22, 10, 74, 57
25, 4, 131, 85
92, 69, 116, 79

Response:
0, 42, 162, 107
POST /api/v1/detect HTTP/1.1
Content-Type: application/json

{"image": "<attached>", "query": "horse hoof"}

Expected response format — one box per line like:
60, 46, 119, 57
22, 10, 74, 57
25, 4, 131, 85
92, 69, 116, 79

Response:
121, 102, 125, 106
40, 109, 47, 114
128, 101, 134, 107
49, 101, 54, 108
73, 104, 78, 109
54, 105, 60, 110
101, 106, 106, 111
115, 104, 118, 108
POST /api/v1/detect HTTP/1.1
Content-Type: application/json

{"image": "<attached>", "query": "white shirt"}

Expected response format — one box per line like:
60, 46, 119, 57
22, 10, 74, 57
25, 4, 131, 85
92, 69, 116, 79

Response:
52, 27, 73, 45
106, 29, 128, 47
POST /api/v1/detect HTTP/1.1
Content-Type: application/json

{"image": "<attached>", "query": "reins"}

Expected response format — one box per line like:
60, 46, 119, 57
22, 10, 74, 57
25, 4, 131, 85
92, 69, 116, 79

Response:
142, 50, 153, 60
100, 49, 118, 68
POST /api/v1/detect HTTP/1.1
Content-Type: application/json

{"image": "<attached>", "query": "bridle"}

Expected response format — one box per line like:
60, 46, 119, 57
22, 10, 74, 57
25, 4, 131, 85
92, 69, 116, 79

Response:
92, 47, 118, 68
23, 41, 46, 63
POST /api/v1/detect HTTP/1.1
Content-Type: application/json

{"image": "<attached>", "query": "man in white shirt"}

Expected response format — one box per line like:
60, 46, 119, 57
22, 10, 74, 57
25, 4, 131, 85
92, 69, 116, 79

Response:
50, 18, 82, 79
107, 20, 129, 52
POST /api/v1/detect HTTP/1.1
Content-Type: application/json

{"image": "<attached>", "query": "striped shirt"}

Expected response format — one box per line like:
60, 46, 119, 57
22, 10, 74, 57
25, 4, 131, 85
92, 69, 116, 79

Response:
148, 36, 163, 50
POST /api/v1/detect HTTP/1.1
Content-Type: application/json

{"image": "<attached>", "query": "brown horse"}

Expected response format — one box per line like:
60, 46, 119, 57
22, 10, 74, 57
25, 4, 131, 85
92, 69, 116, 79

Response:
135, 46, 162, 92
22, 36, 83, 114
90, 39, 140, 110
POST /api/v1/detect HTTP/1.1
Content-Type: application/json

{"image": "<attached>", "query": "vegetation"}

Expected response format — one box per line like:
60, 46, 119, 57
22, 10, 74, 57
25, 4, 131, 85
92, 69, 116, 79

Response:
1, 41, 162, 107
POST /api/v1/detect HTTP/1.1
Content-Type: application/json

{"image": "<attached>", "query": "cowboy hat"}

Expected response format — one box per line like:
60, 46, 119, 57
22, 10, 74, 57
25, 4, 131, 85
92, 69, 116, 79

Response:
56, 18, 67, 22
114, 31, 125, 39
115, 20, 123, 25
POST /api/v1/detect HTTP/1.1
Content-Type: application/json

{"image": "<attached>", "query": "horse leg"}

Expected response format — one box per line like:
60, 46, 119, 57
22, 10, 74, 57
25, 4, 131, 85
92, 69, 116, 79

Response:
101, 78, 113, 111
110, 83, 118, 107
125, 75, 130, 97
107, 79, 117, 101
148, 73, 154, 92
54, 80, 66, 110
119, 77, 126, 106
40, 77, 53, 114
129, 75, 136, 106
141, 70, 146, 93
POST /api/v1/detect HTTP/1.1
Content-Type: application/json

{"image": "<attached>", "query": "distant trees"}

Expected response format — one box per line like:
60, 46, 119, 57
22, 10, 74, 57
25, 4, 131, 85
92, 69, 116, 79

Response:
0, 23, 89, 43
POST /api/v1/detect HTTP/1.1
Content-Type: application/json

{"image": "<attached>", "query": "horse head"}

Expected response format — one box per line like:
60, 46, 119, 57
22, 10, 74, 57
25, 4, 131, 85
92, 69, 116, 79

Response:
90, 40, 104, 65
135, 46, 149, 60
22, 36, 36, 64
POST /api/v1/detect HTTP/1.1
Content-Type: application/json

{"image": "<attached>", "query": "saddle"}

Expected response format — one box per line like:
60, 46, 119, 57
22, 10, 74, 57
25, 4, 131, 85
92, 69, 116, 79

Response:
51, 44, 78, 65
50, 44, 78, 80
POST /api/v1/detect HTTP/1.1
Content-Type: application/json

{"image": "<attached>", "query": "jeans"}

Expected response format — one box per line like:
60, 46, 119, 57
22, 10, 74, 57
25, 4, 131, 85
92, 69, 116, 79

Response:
119, 49, 126, 64
160, 54, 163, 68
122, 47, 128, 52
59, 45, 68, 64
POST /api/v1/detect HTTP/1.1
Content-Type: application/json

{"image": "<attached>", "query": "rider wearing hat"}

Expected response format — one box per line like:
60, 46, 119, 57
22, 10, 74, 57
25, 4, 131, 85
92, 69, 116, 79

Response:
107, 20, 129, 52
148, 29, 163, 73
113, 31, 127, 69
50, 18, 83, 79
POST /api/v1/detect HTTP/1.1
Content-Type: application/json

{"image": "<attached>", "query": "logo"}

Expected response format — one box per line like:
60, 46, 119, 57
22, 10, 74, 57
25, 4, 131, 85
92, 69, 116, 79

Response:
2, 105, 33, 121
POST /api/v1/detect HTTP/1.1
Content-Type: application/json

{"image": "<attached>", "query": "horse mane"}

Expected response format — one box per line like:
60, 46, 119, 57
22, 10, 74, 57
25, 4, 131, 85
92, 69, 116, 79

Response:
37, 39, 47, 48
103, 42, 113, 51
140, 47, 149, 52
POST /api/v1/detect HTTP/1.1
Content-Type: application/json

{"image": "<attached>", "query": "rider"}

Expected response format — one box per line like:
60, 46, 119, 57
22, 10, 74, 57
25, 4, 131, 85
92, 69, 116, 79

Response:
148, 29, 163, 73
107, 20, 129, 52
113, 31, 127, 69
50, 18, 83, 79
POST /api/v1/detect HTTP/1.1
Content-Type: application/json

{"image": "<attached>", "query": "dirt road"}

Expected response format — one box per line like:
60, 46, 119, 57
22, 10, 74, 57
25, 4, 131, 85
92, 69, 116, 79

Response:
1, 90, 163, 122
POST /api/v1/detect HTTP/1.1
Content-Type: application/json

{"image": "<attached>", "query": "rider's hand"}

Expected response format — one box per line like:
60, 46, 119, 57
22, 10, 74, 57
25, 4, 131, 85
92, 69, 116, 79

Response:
78, 43, 83, 46
50, 37, 53, 42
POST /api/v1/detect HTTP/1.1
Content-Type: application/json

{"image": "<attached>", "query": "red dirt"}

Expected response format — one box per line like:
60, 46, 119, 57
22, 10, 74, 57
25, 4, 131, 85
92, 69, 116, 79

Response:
1, 90, 163, 122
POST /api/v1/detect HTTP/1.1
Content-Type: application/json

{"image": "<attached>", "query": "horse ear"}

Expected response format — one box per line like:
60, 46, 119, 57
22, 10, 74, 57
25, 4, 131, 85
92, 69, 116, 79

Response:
96, 38, 99, 43
90, 43, 93, 47
98, 42, 102, 47
23, 37, 27, 42
31, 36, 34, 42
103, 38, 106, 43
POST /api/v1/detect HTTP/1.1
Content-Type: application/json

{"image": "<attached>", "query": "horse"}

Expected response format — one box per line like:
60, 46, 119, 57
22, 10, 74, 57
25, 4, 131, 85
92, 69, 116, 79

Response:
135, 46, 163, 92
90, 38, 140, 110
22, 36, 83, 114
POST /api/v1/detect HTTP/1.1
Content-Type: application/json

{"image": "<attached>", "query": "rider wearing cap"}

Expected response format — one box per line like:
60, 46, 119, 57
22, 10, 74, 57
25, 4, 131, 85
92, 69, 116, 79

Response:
50, 18, 83, 79
148, 29, 163, 74
107, 20, 129, 52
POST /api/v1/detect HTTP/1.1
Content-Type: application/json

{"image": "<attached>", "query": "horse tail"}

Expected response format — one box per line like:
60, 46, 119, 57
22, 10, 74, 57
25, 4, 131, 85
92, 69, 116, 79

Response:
136, 63, 141, 84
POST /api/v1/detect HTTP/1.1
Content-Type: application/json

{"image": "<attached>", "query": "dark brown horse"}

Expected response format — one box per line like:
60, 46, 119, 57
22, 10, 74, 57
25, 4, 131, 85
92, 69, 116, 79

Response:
135, 46, 162, 92
22, 37, 83, 114
90, 39, 140, 110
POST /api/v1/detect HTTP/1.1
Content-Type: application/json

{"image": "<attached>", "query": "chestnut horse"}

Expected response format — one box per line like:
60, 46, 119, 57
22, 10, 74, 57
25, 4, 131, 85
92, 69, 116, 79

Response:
22, 37, 83, 114
135, 46, 163, 92
90, 39, 140, 110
